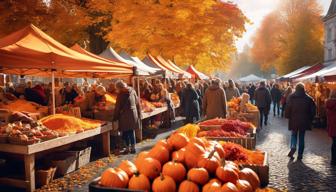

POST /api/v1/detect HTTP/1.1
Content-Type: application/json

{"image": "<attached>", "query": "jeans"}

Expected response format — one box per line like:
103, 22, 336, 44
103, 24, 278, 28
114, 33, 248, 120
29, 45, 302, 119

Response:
290, 130, 306, 155
258, 107, 269, 127
332, 137, 336, 162
273, 101, 280, 116
122, 130, 136, 146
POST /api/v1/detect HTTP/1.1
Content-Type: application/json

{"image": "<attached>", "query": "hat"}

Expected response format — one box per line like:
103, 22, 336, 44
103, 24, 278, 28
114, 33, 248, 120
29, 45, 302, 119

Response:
96, 85, 106, 96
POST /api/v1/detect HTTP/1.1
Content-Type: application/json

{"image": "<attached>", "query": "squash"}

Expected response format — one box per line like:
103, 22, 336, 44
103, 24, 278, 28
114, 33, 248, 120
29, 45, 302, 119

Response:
162, 161, 186, 183
187, 168, 209, 185
208, 178, 222, 185
128, 172, 151, 191
136, 157, 161, 180
152, 174, 176, 192
189, 137, 206, 149
197, 150, 220, 174
214, 144, 225, 159
202, 181, 222, 192
134, 151, 149, 165
118, 160, 137, 178
172, 148, 186, 163
167, 133, 189, 150
178, 180, 199, 192
184, 142, 206, 169
148, 144, 170, 164
238, 168, 260, 191
215, 163, 239, 184
156, 139, 173, 152
100, 168, 129, 188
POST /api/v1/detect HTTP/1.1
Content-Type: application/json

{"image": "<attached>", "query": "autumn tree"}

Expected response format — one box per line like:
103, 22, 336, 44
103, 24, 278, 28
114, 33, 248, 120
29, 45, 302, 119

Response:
251, 0, 324, 75
106, 0, 248, 74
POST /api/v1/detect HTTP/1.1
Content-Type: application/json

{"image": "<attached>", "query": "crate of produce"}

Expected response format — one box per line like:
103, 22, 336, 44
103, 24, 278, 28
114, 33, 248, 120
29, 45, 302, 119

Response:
206, 134, 256, 150
51, 152, 77, 176
89, 177, 144, 192
240, 152, 269, 187
67, 146, 92, 169
36, 167, 57, 186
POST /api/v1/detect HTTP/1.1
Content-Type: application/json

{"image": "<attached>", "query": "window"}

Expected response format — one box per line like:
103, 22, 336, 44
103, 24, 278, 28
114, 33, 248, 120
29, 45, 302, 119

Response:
328, 27, 332, 41
328, 48, 333, 60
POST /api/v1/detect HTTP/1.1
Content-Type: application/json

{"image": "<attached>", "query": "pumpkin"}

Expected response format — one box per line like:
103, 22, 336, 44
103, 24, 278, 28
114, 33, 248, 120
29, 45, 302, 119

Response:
167, 133, 189, 150
162, 161, 186, 183
136, 157, 161, 180
156, 139, 173, 152
189, 137, 206, 149
236, 179, 253, 192
172, 148, 186, 163
221, 182, 239, 192
238, 168, 260, 190
152, 174, 176, 192
178, 180, 199, 192
100, 168, 129, 188
215, 164, 239, 184
118, 160, 137, 177
197, 150, 220, 174
187, 168, 209, 185
148, 145, 170, 164
208, 178, 222, 185
128, 172, 151, 191
184, 142, 206, 168
135, 151, 149, 165
214, 144, 225, 159
202, 181, 222, 192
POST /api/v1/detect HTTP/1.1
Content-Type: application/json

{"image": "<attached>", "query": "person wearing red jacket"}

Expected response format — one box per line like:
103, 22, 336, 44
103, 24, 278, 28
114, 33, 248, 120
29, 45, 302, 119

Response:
326, 90, 336, 165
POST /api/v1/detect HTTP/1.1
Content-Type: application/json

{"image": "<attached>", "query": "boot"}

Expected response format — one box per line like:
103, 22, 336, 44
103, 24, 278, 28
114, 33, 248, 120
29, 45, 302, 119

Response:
130, 145, 136, 154
287, 148, 296, 158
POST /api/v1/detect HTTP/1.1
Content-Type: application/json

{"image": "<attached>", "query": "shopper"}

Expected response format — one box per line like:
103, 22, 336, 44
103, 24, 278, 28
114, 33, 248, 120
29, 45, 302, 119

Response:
281, 87, 293, 118
225, 79, 240, 101
203, 79, 227, 119
113, 80, 141, 154
326, 90, 336, 165
248, 83, 256, 104
285, 83, 316, 160
182, 83, 200, 123
254, 81, 272, 128
271, 83, 282, 116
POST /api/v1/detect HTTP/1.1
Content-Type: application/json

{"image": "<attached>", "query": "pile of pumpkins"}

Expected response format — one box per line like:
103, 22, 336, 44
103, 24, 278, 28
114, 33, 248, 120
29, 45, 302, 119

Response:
99, 132, 261, 192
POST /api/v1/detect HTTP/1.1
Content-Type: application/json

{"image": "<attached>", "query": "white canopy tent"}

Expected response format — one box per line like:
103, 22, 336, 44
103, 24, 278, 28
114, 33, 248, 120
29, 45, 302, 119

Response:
239, 74, 266, 82
119, 51, 162, 74
296, 64, 336, 82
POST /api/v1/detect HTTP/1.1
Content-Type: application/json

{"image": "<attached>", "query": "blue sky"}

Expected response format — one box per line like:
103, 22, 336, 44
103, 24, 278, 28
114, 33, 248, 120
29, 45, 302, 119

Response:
232, 0, 331, 52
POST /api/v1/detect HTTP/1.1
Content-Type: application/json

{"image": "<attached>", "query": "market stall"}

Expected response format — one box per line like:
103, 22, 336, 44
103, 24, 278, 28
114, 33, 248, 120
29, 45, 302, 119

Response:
186, 65, 209, 80
239, 74, 266, 83
277, 66, 310, 82
155, 55, 192, 79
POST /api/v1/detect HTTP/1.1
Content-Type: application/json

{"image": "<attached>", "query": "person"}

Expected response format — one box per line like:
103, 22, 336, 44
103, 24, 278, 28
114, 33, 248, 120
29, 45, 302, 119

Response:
225, 79, 240, 101
182, 83, 200, 123
281, 87, 293, 118
113, 80, 141, 154
248, 83, 256, 104
61, 83, 78, 104
254, 81, 271, 128
140, 81, 153, 101
285, 83, 316, 160
271, 83, 282, 116
203, 79, 227, 119
326, 90, 336, 165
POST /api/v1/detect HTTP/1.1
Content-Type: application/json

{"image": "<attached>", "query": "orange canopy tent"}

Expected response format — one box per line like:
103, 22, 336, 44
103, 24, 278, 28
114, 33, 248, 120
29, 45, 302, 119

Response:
0, 24, 134, 78
155, 56, 191, 78
142, 54, 178, 78
186, 65, 209, 80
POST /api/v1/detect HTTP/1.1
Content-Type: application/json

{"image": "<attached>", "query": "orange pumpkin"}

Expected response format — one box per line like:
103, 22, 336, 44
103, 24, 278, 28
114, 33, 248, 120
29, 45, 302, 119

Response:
128, 172, 151, 191
184, 142, 206, 168
148, 145, 170, 165
172, 148, 186, 163
187, 168, 209, 185
156, 139, 173, 152
167, 133, 189, 150
178, 180, 199, 192
135, 151, 149, 165
152, 174, 176, 192
197, 150, 220, 174
208, 178, 222, 185
238, 168, 260, 190
216, 164, 239, 184
221, 182, 239, 192
236, 179, 253, 192
100, 168, 129, 188
136, 157, 161, 180
189, 137, 206, 149
214, 144, 225, 159
202, 181, 222, 192
118, 160, 137, 177
162, 161, 186, 183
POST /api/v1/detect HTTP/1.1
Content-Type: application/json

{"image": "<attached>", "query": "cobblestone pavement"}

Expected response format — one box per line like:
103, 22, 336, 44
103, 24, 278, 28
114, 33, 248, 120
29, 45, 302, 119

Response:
257, 115, 336, 192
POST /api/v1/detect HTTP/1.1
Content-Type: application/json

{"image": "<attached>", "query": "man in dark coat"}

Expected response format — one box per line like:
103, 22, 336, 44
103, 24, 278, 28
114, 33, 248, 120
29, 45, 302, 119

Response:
248, 83, 256, 104
113, 80, 141, 154
182, 83, 200, 123
285, 83, 316, 160
270, 83, 282, 116
254, 81, 272, 128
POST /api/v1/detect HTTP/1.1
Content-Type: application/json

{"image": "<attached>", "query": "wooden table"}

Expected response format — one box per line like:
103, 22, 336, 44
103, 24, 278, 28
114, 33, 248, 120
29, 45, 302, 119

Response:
141, 106, 168, 120
0, 124, 112, 192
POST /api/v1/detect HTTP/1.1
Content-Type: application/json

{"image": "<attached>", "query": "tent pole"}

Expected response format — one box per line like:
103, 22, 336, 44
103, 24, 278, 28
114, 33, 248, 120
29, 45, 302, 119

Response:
51, 70, 56, 115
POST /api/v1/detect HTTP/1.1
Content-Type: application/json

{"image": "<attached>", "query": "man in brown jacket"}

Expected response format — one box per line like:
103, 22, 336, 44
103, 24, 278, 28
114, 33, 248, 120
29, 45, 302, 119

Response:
113, 80, 141, 154
202, 79, 227, 119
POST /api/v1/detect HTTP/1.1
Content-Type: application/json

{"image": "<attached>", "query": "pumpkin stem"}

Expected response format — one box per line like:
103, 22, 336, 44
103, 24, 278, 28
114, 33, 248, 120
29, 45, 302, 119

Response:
133, 171, 140, 177
220, 159, 226, 166
208, 149, 216, 159
160, 173, 164, 180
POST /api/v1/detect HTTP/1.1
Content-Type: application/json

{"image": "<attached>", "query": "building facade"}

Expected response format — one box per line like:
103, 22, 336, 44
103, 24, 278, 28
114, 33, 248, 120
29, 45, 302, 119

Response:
324, 0, 336, 66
